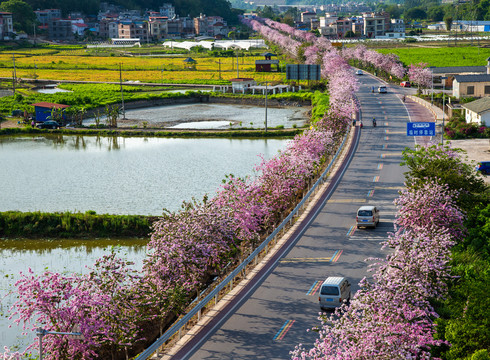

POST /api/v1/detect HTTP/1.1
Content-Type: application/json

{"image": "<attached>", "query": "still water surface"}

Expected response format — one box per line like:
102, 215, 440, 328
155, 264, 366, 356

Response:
0, 239, 147, 351
0, 134, 288, 352
0, 135, 288, 215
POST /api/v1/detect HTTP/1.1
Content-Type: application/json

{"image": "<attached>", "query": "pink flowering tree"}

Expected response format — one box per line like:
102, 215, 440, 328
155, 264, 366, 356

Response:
408, 62, 432, 89
342, 45, 406, 80
0, 348, 22, 360
9, 17, 356, 360
292, 179, 465, 359
10, 248, 150, 360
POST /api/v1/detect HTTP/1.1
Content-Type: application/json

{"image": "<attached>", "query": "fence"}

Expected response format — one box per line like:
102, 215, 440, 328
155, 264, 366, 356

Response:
134, 128, 352, 360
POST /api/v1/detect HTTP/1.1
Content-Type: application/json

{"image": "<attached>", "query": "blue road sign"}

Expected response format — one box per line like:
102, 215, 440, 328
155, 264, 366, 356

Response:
407, 122, 436, 136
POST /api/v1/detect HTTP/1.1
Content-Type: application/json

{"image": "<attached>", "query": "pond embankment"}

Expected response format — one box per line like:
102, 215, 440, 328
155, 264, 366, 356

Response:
0, 211, 156, 239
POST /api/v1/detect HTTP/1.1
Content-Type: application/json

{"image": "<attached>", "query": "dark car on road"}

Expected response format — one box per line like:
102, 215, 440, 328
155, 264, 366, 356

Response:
36, 120, 61, 129
476, 161, 490, 175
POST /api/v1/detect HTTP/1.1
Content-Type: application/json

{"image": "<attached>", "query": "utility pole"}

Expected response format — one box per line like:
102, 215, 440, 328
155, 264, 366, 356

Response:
441, 76, 447, 145
119, 63, 126, 119
218, 59, 221, 79
236, 51, 239, 78
12, 53, 16, 94
264, 81, 270, 132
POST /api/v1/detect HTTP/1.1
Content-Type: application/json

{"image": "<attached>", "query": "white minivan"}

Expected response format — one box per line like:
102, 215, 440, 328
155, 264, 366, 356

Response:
356, 205, 380, 229
319, 276, 351, 310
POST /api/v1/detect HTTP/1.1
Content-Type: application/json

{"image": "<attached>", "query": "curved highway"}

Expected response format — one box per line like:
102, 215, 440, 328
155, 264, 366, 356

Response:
168, 75, 431, 360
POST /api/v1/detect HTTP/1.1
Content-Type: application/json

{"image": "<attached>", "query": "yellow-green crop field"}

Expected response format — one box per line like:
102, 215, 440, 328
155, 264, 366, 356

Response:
0, 50, 284, 84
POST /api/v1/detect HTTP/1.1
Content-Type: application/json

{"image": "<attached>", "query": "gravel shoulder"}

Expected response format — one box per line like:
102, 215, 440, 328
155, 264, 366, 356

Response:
446, 138, 490, 184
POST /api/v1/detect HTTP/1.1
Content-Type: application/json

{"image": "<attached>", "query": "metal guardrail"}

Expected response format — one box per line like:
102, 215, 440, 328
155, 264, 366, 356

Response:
135, 128, 351, 360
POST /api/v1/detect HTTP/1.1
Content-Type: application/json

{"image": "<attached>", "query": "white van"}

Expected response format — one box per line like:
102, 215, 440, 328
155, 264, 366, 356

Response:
356, 205, 380, 229
319, 277, 351, 310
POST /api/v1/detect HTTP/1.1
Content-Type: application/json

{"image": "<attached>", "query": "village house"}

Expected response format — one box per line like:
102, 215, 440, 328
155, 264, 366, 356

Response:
229, 78, 256, 93
453, 74, 490, 98
0, 12, 13, 40
34, 9, 61, 27
118, 21, 149, 42
462, 97, 490, 126
451, 57, 490, 98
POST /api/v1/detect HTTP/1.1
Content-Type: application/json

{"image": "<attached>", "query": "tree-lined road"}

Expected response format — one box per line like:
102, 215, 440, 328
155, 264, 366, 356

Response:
171, 75, 433, 359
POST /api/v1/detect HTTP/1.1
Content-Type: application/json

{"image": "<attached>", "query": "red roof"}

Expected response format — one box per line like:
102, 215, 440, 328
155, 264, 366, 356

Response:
229, 78, 255, 82
31, 102, 70, 109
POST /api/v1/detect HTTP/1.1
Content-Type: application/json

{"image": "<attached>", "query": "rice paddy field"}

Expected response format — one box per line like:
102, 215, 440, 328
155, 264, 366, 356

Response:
0, 45, 285, 84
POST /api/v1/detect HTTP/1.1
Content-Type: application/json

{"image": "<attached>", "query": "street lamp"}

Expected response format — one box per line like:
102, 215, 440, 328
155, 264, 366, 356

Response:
37, 326, 84, 360
264, 82, 268, 132
119, 63, 126, 120
430, 67, 434, 105
441, 76, 447, 145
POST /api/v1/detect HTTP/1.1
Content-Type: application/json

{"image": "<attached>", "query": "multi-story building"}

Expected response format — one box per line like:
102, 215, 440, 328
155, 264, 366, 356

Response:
34, 9, 61, 26
332, 18, 352, 38
0, 12, 13, 40
319, 14, 338, 28
98, 17, 119, 39
390, 19, 405, 33
118, 21, 149, 42
159, 3, 175, 19
351, 18, 363, 36
362, 12, 385, 38
301, 11, 317, 25
194, 14, 227, 37
149, 16, 168, 40
71, 19, 88, 37
48, 19, 74, 41
167, 17, 183, 37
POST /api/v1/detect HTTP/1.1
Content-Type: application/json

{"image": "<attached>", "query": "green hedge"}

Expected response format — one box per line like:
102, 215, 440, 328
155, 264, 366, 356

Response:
0, 211, 153, 239
0, 127, 302, 138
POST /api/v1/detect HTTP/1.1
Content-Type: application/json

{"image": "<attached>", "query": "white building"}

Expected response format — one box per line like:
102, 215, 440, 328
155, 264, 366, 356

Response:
462, 97, 490, 126
159, 3, 175, 19
0, 12, 13, 40
230, 78, 256, 92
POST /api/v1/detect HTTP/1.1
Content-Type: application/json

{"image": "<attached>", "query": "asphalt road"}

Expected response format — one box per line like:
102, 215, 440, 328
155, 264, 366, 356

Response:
175, 75, 427, 360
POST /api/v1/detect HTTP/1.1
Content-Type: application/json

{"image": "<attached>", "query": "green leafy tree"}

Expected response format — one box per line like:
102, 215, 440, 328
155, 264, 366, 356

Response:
282, 14, 294, 27
0, 0, 36, 34
377, 4, 403, 19
445, 15, 453, 31
257, 5, 276, 20
404, 7, 427, 21
434, 255, 490, 360
401, 145, 487, 212
427, 6, 445, 21
345, 30, 356, 38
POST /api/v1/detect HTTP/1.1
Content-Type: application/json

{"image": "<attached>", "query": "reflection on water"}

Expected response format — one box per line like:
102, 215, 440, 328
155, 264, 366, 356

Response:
0, 239, 147, 351
0, 135, 287, 215
83, 103, 308, 129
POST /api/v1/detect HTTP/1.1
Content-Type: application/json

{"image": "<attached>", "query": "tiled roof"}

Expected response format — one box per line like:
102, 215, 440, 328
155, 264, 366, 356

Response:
462, 97, 490, 114
454, 74, 490, 83
31, 102, 70, 109
229, 78, 255, 82
430, 66, 486, 74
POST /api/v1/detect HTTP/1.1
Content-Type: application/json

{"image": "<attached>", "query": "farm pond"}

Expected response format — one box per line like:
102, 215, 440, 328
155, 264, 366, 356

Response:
0, 134, 290, 352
